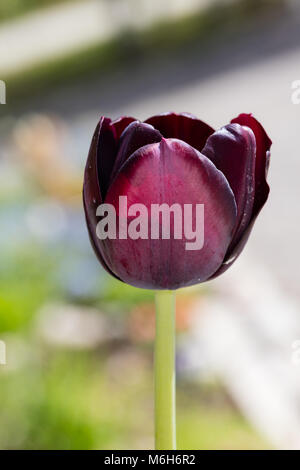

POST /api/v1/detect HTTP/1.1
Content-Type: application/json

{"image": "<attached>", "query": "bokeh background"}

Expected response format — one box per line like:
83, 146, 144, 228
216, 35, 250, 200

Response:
1, 0, 300, 450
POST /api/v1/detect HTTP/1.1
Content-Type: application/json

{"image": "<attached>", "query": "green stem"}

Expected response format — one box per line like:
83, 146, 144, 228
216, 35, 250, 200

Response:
154, 290, 176, 450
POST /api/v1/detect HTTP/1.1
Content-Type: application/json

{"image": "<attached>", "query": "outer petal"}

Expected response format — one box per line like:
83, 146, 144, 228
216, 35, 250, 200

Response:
88, 116, 137, 201
209, 215, 257, 279
102, 138, 237, 290
83, 118, 121, 280
202, 123, 256, 249
93, 116, 118, 200
110, 121, 162, 184
145, 112, 214, 153
210, 115, 272, 279
231, 113, 271, 215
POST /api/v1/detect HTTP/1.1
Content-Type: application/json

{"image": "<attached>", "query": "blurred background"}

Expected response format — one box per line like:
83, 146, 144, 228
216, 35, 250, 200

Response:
0, 0, 300, 450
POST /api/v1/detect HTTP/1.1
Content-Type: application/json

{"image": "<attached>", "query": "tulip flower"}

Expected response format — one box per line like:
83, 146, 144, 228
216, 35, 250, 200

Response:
83, 112, 271, 290
83, 112, 271, 450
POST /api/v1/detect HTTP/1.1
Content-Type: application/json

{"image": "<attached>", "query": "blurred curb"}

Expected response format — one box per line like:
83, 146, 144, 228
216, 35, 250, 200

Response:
0, 0, 287, 104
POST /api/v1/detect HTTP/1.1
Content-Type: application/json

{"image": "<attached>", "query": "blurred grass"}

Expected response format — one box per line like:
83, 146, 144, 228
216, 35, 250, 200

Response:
178, 406, 270, 450
4, 0, 286, 106
0, 244, 60, 332
0, 0, 74, 23
0, 348, 271, 449
101, 280, 155, 310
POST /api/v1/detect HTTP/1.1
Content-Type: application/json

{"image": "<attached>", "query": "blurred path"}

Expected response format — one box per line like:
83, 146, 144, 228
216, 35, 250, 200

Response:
0, 0, 213, 75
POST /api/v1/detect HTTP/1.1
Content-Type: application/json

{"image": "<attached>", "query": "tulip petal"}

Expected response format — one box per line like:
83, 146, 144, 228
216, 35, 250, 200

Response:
209, 215, 257, 279
110, 121, 162, 184
202, 123, 256, 249
90, 116, 118, 200
83, 118, 121, 280
110, 115, 136, 139
231, 113, 271, 215
145, 112, 214, 153
102, 138, 237, 289
209, 115, 272, 279
88, 116, 139, 200
89, 116, 138, 201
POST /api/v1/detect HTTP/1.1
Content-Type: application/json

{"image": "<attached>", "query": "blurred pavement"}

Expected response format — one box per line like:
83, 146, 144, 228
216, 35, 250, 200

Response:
0, 0, 215, 75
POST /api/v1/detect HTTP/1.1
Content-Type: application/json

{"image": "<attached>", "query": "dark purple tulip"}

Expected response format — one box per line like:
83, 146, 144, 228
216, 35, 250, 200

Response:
83, 112, 271, 289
